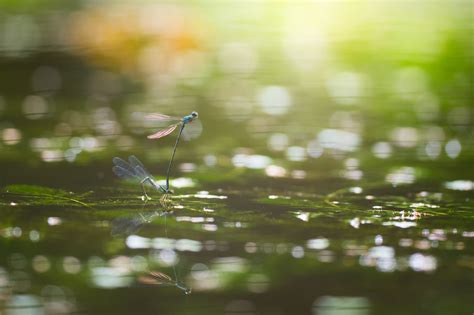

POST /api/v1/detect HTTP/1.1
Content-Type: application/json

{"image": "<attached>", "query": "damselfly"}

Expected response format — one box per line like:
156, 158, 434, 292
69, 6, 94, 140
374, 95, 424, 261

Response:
112, 155, 169, 200
146, 111, 199, 192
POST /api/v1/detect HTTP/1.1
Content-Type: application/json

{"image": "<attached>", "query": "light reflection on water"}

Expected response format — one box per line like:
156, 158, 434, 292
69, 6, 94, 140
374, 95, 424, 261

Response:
0, 190, 472, 314
313, 296, 370, 315
0, 89, 469, 188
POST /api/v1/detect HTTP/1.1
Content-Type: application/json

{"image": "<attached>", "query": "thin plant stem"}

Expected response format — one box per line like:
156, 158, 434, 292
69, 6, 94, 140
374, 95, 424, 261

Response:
166, 123, 185, 191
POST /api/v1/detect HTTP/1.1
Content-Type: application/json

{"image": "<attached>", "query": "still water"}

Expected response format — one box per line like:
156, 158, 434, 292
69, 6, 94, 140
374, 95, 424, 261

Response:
1, 160, 473, 314
0, 1, 473, 314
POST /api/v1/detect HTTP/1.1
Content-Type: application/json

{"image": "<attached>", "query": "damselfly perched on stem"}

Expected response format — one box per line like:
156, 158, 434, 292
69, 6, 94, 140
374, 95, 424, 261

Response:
146, 111, 200, 192
112, 155, 172, 205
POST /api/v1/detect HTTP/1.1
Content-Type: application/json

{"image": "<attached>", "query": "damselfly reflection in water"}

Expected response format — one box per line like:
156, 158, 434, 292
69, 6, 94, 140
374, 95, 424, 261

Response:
110, 209, 191, 294
143, 211, 192, 294
111, 210, 168, 237
139, 270, 191, 295
112, 155, 172, 205
146, 111, 200, 192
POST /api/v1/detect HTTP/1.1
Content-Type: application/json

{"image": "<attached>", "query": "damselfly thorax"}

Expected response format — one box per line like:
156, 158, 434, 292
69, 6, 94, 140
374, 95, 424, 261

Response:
146, 111, 199, 139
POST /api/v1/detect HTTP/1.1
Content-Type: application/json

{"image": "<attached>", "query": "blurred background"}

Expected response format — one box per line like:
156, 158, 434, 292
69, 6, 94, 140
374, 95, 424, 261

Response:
0, 0, 472, 185
0, 1, 473, 315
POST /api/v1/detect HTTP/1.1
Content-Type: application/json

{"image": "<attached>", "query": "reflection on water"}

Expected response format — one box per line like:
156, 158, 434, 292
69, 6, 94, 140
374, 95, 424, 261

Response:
0, 181, 473, 313
1, 275, 77, 315
313, 296, 370, 315
139, 271, 191, 295
4, 294, 44, 315
106, 210, 191, 294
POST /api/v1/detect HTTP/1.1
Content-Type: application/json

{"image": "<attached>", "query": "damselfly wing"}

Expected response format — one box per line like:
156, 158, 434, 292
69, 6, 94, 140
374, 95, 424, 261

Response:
112, 155, 167, 196
145, 111, 202, 141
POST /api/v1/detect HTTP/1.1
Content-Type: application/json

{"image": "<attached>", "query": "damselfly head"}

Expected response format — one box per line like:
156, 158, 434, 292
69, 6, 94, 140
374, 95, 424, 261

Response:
191, 111, 198, 118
